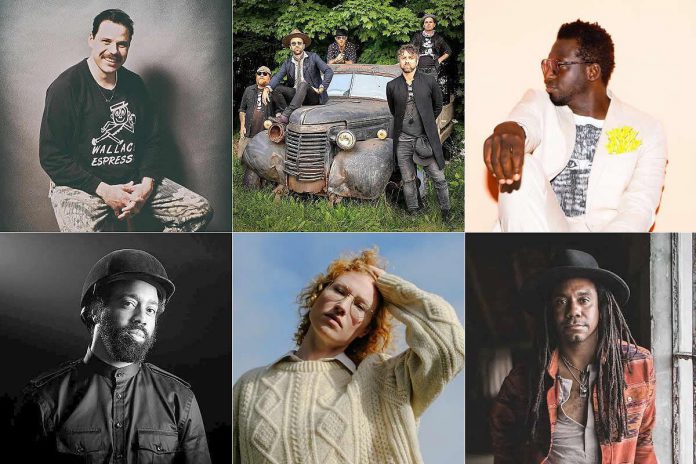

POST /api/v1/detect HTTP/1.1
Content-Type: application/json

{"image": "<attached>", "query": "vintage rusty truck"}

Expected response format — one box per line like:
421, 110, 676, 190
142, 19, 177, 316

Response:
241, 64, 454, 200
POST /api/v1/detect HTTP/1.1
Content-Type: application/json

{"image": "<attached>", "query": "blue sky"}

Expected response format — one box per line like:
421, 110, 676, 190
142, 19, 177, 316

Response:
233, 233, 465, 462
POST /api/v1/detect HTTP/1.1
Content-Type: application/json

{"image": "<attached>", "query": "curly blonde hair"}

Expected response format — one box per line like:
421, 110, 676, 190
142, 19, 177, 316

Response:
293, 248, 393, 364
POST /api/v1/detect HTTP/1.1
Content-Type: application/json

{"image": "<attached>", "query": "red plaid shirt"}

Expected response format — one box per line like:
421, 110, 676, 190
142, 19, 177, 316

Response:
490, 342, 657, 463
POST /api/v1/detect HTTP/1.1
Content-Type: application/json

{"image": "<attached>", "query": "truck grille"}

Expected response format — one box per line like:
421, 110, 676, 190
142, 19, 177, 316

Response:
284, 130, 328, 182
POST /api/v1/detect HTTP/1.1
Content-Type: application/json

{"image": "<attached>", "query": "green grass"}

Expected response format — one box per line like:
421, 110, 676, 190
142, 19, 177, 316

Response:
233, 150, 464, 232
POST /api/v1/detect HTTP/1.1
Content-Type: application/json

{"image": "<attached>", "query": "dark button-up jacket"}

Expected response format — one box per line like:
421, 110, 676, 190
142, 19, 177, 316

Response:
269, 52, 334, 105
16, 349, 211, 463
386, 71, 444, 169
490, 343, 657, 464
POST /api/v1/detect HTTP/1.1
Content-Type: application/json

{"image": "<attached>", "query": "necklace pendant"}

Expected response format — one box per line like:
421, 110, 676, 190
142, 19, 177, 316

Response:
580, 384, 589, 398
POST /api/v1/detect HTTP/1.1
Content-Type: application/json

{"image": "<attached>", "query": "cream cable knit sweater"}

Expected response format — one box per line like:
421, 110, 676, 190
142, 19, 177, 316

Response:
233, 273, 465, 464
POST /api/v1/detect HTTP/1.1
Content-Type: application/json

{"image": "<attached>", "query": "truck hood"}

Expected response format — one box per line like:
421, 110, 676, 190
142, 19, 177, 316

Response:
290, 99, 391, 125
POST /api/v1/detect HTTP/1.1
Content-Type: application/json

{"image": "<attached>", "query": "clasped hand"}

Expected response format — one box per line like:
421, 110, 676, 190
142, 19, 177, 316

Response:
97, 180, 154, 220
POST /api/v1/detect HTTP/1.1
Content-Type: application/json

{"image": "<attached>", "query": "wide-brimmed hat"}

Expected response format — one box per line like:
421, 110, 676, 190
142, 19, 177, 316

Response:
520, 249, 630, 309
282, 29, 311, 48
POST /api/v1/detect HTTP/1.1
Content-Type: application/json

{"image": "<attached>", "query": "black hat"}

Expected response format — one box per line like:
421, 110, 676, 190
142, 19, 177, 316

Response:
334, 29, 348, 37
80, 249, 175, 323
520, 249, 630, 308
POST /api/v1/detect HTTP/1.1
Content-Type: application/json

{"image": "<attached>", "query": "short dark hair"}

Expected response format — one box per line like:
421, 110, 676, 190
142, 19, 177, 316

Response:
557, 20, 614, 85
397, 44, 418, 59
92, 9, 134, 41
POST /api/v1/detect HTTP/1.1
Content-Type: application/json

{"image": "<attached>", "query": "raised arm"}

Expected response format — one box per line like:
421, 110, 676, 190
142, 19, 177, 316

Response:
374, 271, 464, 418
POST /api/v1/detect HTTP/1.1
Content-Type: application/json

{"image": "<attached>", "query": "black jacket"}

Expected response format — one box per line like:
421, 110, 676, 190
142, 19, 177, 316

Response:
386, 71, 444, 169
15, 349, 211, 463
410, 31, 452, 62
239, 84, 274, 137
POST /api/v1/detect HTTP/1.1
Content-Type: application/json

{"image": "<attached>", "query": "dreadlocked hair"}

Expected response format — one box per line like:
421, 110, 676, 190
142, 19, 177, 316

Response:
527, 281, 638, 444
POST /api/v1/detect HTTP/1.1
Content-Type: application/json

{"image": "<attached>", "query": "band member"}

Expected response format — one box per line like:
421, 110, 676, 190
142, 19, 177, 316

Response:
238, 66, 274, 157
327, 29, 358, 64
410, 14, 451, 79
387, 44, 450, 221
262, 29, 333, 125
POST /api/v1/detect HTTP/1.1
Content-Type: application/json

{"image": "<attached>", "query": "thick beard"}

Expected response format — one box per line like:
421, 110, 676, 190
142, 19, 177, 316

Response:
97, 304, 157, 363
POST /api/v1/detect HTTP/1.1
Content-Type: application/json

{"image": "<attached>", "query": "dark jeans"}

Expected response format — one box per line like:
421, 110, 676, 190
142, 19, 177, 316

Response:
396, 133, 450, 211
420, 65, 449, 99
272, 82, 321, 117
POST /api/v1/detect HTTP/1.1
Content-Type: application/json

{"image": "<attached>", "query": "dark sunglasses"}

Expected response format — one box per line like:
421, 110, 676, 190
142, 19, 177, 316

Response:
256, 71, 270, 76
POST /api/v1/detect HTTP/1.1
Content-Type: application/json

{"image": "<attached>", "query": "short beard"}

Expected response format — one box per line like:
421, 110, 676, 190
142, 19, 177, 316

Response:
549, 94, 565, 106
96, 302, 157, 363
548, 80, 588, 107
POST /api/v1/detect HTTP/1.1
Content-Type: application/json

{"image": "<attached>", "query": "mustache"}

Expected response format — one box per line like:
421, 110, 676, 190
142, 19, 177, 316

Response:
122, 322, 148, 337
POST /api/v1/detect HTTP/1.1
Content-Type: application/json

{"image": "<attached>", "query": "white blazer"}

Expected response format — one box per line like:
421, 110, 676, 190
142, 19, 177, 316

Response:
508, 89, 667, 232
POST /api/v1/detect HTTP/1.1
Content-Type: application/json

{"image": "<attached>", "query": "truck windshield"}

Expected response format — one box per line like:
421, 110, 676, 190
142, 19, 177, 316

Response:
327, 73, 392, 100
351, 74, 391, 100
327, 74, 352, 97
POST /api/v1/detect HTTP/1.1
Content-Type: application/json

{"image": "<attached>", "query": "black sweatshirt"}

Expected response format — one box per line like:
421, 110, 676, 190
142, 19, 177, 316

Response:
39, 59, 161, 194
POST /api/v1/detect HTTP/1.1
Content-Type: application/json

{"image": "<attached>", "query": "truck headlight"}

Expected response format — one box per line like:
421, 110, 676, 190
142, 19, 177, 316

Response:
336, 129, 356, 150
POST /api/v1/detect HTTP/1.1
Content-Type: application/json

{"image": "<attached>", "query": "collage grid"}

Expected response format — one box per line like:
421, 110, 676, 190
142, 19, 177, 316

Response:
0, 1, 693, 463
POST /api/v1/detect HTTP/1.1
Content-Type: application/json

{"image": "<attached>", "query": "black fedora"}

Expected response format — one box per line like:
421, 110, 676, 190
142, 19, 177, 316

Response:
520, 249, 630, 308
